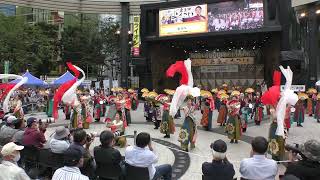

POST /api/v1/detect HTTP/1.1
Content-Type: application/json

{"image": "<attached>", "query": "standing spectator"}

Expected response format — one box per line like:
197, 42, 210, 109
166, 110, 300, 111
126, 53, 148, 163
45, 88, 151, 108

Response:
52, 148, 89, 180
22, 117, 46, 148
94, 130, 123, 179
125, 132, 172, 180
49, 126, 71, 153
0, 116, 20, 146
202, 139, 235, 180
12, 118, 26, 145
0, 142, 30, 180
240, 136, 278, 180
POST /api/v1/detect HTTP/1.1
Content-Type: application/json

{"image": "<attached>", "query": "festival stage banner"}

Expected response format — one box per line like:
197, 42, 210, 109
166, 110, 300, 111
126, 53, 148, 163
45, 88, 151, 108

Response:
133, 15, 140, 57
192, 57, 254, 66
159, 4, 208, 36
200, 65, 238, 73
280, 85, 305, 92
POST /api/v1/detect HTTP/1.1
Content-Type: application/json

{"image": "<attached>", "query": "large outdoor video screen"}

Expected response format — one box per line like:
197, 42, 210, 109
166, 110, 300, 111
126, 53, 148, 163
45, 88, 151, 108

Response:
158, 0, 264, 37
208, 0, 264, 32
159, 4, 208, 37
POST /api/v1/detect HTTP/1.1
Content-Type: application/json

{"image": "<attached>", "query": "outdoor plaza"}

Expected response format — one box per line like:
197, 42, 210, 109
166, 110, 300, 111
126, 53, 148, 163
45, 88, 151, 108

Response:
0, 0, 320, 180
28, 103, 320, 180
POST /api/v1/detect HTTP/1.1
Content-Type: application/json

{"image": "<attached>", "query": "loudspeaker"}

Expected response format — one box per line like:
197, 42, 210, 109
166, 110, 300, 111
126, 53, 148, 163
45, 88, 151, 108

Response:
267, 0, 277, 20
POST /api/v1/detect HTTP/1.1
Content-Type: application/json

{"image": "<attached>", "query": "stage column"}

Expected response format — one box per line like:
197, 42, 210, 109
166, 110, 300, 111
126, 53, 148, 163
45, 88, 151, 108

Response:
120, 2, 129, 88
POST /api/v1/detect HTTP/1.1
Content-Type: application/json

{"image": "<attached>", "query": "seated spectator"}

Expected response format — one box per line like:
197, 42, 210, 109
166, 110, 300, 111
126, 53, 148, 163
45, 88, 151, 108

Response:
49, 126, 71, 154
282, 174, 301, 180
94, 130, 123, 178
202, 139, 235, 180
0, 116, 20, 146
0, 142, 30, 180
0, 113, 11, 128
12, 118, 26, 145
106, 112, 125, 136
240, 136, 278, 180
22, 117, 46, 148
52, 148, 89, 180
68, 128, 95, 177
125, 132, 172, 180
285, 139, 320, 180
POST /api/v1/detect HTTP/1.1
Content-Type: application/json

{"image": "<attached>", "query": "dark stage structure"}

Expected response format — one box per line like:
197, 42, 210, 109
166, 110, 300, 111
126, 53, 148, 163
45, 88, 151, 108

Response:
136, 0, 316, 90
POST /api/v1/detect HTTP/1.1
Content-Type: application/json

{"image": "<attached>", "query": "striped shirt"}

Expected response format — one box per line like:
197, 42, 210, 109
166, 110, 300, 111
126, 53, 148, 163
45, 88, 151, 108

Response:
52, 166, 89, 180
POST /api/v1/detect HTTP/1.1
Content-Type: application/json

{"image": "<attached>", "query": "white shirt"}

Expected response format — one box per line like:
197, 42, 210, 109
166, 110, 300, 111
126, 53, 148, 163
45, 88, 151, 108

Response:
109, 120, 124, 132
0, 160, 30, 180
49, 138, 70, 154
240, 155, 278, 180
125, 146, 158, 180
52, 166, 89, 180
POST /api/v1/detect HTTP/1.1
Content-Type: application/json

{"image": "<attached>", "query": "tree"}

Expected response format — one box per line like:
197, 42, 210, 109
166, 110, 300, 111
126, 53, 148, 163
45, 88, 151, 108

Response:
61, 15, 120, 77
0, 14, 57, 76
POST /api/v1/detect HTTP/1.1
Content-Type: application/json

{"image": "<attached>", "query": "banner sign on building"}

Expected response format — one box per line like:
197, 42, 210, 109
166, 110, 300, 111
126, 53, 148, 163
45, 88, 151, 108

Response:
103, 79, 110, 89
133, 16, 140, 57
112, 80, 119, 88
159, 4, 208, 36
192, 57, 254, 66
82, 80, 92, 88
3, 61, 9, 83
200, 65, 238, 73
95, 82, 100, 90
280, 85, 305, 92
4, 61, 9, 74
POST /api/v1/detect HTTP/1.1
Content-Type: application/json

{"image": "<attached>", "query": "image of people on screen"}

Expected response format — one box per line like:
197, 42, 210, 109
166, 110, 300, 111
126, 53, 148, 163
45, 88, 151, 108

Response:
160, 5, 207, 25
183, 6, 207, 22
208, 0, 263, 32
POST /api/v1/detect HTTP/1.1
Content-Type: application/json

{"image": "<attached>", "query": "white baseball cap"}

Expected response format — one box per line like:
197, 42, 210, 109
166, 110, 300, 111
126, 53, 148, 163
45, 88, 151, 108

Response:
1, 142, 24, 156
6, 116, 18, 124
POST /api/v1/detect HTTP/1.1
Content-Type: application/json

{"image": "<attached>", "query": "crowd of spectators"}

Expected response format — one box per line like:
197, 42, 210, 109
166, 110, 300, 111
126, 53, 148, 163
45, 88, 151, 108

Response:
0, 113, 319, 180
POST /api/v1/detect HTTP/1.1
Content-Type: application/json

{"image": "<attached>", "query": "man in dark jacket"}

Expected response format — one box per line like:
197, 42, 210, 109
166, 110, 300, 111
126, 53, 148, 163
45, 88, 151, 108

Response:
285, 139, 320, 180
202, 139, 235, 180
22, 117, 46, 148
94, 130, 123, 179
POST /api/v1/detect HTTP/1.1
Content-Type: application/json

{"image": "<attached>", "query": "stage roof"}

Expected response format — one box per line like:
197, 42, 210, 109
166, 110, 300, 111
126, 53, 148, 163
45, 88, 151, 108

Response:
1, 0, 178, 14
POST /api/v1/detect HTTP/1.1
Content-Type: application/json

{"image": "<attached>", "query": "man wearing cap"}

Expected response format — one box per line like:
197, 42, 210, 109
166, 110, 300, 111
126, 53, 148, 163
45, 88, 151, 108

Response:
202, 139, 235, 180
0, 142, 30, 180
22, 117, 46, 148
285, 139, 320, 180
0, 113, 11, 128
0, 116, 20, 146
49, 126, 71, 154
52, 148, 89, 180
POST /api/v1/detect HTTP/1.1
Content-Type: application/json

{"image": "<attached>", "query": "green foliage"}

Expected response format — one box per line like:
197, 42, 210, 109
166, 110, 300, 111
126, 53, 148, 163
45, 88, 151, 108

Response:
61, 15, 120, 76
0, 12, 120, 77
0, 14, 57, 76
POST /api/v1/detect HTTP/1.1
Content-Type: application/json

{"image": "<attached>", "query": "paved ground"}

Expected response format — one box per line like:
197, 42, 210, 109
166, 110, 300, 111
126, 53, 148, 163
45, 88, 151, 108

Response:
27, 103, 320, 180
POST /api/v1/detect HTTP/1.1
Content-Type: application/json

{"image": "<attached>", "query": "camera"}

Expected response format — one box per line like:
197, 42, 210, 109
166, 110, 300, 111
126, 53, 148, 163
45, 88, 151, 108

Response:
38, 118, 54, 125
285, 143, 301, 154
86, 134, 92, 142
285, 143, 307, 160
